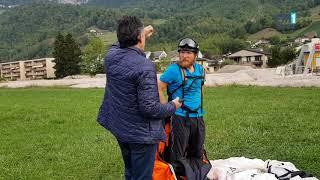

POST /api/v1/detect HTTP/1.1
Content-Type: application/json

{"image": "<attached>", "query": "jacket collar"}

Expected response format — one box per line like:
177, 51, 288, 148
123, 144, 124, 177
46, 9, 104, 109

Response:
113, 42, 146, 57
128, 46, 146, 57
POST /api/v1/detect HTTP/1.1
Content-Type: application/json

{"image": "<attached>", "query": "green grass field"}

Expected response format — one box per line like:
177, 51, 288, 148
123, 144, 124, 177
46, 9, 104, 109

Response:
0, 10, 5, 15
0, 86, 319, 179
310, 5, 320, 21
95, 31, 117, 47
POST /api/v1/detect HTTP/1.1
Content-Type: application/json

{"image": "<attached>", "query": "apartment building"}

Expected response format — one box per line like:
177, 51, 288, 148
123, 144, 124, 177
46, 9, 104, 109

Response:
0, 58, 55, 80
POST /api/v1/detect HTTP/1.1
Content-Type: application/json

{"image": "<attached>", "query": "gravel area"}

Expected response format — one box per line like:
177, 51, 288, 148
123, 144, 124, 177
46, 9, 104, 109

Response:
1, 67, 320, 88
206, 68, 320, 87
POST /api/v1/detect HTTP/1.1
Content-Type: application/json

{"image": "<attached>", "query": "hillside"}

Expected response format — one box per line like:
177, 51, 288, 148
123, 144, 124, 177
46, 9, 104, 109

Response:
0, 0, 88, 5
0, 0, 320, 62
0, 4, 121, 61
246, 28, 282, 41
298, 4, 320, 36
300, 21, 320, 36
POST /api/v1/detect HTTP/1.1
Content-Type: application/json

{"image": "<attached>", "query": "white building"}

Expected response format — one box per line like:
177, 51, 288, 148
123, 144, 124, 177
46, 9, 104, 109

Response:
0, 58, 55, 81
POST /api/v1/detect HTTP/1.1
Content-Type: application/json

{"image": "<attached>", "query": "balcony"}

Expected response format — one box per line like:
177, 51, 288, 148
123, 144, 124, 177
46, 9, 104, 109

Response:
24, 67, 32, 71
34, 72, 45, 75
11, 65, 19, 68
1, 70, 10, 73
252, 61, 263, 66
26, 72, 34, 76
33, 67, 46, 71
33, 61, 46, 66
24, 62, 32, 67
32, 64, 44, 68
1, 65, 11, 69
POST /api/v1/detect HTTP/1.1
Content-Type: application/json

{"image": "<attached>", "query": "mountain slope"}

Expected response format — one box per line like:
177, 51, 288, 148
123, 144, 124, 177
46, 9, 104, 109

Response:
0, 0, 88, 5
0, 0, 319, 62
0, 4, 120, 61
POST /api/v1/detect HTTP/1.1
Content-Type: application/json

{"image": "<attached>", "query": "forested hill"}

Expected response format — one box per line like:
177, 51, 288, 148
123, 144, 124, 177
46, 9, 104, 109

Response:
0, 0, 319, 62
0, 0, 88, 5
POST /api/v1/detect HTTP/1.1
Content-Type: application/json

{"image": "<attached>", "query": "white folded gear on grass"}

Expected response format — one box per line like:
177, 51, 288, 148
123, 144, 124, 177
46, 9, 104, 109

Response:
206, 157, 318, 180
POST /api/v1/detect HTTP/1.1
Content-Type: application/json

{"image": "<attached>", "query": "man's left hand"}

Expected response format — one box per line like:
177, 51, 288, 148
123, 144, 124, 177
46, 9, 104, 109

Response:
144, 25, 154, 39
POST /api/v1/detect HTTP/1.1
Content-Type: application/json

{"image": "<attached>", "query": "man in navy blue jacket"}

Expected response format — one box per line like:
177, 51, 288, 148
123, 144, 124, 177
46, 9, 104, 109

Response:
97, 16, 181, 180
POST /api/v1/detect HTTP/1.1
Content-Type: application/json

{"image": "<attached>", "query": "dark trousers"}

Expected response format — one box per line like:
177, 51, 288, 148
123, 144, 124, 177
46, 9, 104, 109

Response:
169, 114, 205, 163
117, 140, 158, 180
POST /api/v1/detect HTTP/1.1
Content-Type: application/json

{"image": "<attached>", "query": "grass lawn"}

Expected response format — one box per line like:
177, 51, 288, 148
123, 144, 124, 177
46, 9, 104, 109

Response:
299, 21, 320, 37
0, 86, 319, 179
0, 10, 6, 15
96, 31, 117, 47
310, 5, 320, 21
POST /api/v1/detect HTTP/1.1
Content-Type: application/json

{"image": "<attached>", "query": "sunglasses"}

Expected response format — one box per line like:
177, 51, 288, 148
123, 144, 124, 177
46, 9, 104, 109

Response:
178, 38, 199, 49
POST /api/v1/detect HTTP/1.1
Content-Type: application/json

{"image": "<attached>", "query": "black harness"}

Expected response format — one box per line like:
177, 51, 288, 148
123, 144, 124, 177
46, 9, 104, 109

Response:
167, 63, 206, 118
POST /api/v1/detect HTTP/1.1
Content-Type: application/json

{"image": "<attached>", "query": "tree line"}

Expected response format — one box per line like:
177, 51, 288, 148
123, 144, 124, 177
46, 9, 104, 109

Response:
53, 32, 106, 78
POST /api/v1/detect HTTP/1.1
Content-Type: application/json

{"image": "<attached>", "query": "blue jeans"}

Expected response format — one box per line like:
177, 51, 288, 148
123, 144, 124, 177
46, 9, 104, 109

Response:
117, 140, 158, 180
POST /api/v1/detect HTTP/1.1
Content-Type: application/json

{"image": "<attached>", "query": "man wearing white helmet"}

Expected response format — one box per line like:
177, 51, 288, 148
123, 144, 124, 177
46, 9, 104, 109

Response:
158, 38, 206, 172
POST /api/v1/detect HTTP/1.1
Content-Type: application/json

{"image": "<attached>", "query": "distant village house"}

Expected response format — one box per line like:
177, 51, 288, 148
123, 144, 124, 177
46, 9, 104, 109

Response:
152, 51, 167, 62
227, 49, 270, 67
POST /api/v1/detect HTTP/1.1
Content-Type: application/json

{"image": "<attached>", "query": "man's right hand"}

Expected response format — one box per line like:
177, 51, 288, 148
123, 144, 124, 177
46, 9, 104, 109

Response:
172, 97, 182, 110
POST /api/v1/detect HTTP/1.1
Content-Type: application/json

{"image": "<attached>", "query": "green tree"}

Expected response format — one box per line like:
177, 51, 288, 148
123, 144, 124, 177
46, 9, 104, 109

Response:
268, 46, 297, 67
231, 26, 247, 39
268, 36, 281, 45
200, 34, 247, 55
280, 47, 297, 65
80, 36, 106, 75
52, 33, 66, 78
155, 57, 172, 73
268, 45, 281, 67
53, 33, 82, 78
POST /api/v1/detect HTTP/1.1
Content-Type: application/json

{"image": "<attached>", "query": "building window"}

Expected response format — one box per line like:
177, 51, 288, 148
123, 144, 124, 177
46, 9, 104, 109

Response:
246, 57, 251, 62
255, 56, 262, 61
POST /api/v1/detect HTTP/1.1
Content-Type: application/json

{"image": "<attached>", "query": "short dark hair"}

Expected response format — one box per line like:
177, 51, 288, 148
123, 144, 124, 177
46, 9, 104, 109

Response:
117, 16, 144, 48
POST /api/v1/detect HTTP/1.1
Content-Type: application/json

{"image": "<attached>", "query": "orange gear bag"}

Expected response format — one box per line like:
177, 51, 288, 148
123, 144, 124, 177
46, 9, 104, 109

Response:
152, 121, 176, 180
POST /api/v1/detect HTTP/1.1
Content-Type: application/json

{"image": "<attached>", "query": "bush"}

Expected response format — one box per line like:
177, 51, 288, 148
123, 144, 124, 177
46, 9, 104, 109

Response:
0, 77, 7, 82
155, 58, 172, 73
80, 37, 106, 76
268, 46, 297, 67
220, 59, 235, 68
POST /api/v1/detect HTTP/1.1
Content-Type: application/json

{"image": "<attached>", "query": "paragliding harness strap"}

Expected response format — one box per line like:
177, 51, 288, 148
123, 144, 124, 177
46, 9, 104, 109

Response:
267, 163, 314, 180
167, 63, 205, 118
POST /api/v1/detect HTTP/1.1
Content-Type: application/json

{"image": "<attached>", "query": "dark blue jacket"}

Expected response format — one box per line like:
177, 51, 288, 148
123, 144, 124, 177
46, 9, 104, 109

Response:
97, 44, 176, 144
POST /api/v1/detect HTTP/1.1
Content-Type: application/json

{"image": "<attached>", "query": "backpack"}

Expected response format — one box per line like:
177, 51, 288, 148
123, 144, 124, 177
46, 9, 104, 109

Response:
167, 63, 206, 118
152, 116, 211, 180
152, 119, 178, 180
